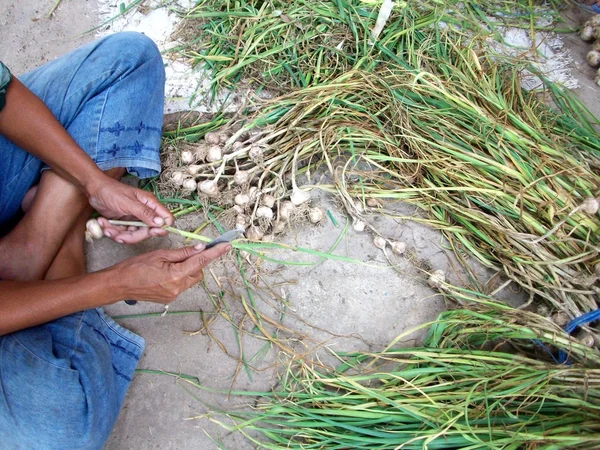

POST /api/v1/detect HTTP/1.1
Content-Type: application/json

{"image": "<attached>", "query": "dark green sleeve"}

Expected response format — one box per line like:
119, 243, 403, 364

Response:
0, 61, 12, 112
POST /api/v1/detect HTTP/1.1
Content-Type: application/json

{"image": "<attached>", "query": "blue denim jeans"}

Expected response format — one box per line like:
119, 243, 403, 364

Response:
0, 31, 164, 229
0, 32, 165, 449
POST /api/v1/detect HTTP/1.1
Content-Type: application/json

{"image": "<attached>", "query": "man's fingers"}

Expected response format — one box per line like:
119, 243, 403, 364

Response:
112, 228, 153, 244
135, 190, 174, 226
160, 246, 204, 263
97, 217, 165, 243
179, 243, 231, 277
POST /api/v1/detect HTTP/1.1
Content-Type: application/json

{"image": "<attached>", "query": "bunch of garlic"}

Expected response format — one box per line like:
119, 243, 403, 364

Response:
580, 14, 600, 85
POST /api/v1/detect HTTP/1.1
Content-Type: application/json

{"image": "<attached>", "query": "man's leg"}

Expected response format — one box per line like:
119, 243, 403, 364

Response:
43, 168, 125, 281
0, 32, 164, 280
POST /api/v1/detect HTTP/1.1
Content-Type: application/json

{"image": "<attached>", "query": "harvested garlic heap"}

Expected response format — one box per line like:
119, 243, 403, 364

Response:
163, 127, 327, 241
580, 14, 600, 86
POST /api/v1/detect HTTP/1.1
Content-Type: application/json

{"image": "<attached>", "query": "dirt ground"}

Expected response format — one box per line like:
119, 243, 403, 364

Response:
1, 1, 599, 449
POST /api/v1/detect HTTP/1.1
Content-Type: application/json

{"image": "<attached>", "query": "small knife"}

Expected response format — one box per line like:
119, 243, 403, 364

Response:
204, 228, 245, 249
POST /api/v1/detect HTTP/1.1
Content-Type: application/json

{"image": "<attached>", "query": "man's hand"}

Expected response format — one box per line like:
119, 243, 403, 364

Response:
87, 175, 174, 244
112, 243, 231, 303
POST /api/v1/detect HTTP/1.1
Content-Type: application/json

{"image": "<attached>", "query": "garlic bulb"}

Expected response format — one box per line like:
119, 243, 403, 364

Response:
249, 145, 263, 161
373, 236, 386, 249
182, 179, 197, 191
248, 186, 259, 202
235, 194, 250, 207
246, 226, 264, 241
232, 141, 244, 151
390, 241, 407, 255
206, 145, 223, 163
235, 214, 248, 229
587, 50, 600, 67
234, 170, 249, 185
428, 270, 446, 289
535, 303, 550, 317
86, 218, 104, 240
262, 233, 275, 242
581, 25, 594, 41
551, 311, 569, 327
352, 219, 366, 232
576, 331, 595, 348
279, 201, 295, 221
593, 40, 600, 52
366, 198, 382, 208
181, 150, 194, 164
582, 197, 599, 215
204, 131, 220, 145
308, 207, 325, 224
261, 194, 276, 208
218, 132, 230, 144
171, 171, 185, 186
199, 180, 219, 196
256, 206, 274, 220
232, 205, 244, 215
589, 15, 600, 27
187, 165, 202, 175
290, 187, 311, 206
273, 221, 286, 234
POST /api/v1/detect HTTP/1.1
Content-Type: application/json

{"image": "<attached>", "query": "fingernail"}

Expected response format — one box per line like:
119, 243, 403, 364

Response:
153, 217, 165, 226
117, 239, 124, 244
104, 230, 112, 238
194, 243, 205, 250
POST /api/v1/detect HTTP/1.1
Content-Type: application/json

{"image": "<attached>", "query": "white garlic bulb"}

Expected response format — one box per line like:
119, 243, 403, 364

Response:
234, 170, 249, 185
428, 270, 446, 289
187, 165, 202, 175
279, 201, 295, 221
204, 131, 220, 144
256, 206, 274, 220
86, 218, 104, 240
171, 171, 185, 186
206, 145, 223, 163
199, 180, 219, 196
261, 194, 276, 208
235, 214, 248, 229
181, 150, 194, 164
273, 221, 286, 234
582, 197, 599, 215
235, 194, 250, 207
218, 132, 230, 144
308, 207, 325, 224
246, 226, 264, 241
390, 241, 407, 255
182, 179, 197, 191
587, 50, 600, 67
290, 188, 311, 206
373, 236, 386, 249
581, 25, 594, 41
249, 145, 263, 161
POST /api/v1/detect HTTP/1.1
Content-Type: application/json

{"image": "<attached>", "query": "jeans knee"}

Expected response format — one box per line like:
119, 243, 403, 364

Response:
101, 32, 165, 82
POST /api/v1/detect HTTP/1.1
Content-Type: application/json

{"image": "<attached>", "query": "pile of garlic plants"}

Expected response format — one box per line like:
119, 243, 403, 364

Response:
163, 128, 327, 241
580, 14, 600, 85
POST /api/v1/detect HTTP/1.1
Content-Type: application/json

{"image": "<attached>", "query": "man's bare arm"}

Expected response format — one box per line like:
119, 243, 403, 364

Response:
0, 77, 173, 239
0, 244, 230, 336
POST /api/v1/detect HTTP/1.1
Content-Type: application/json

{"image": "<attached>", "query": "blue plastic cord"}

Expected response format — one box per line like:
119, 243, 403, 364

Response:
557, 308, 600, 364
576, 4, 600, 14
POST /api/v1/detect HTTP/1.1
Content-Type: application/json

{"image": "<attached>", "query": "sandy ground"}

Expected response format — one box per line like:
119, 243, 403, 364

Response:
1, 1, 599, 449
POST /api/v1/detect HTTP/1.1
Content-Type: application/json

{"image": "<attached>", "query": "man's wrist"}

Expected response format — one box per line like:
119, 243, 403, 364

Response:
81, 168, 110, 199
